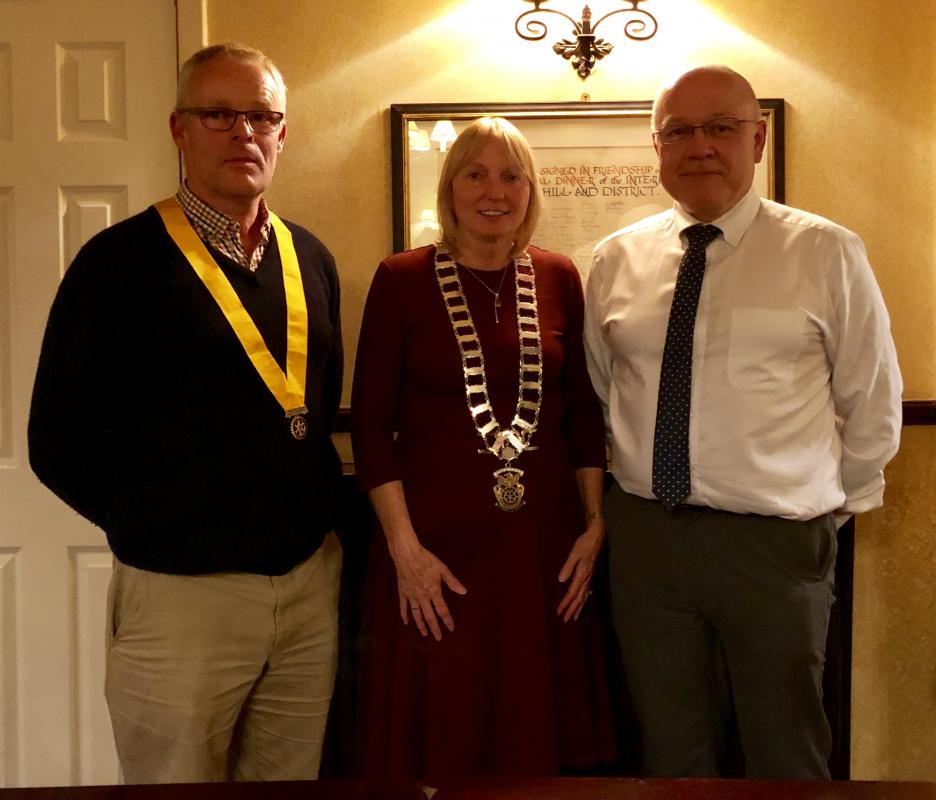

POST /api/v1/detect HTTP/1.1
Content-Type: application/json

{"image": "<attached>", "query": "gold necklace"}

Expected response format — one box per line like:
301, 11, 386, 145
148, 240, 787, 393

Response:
435, 246, 543, 511
461, 264, 510, 323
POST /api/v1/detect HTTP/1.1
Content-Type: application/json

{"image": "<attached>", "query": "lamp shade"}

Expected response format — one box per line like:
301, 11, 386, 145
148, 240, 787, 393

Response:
408, 124, 431, 151
430, 120, 458, 152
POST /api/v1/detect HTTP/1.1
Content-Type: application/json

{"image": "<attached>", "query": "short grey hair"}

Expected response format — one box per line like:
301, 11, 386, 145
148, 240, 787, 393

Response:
176, 43, 287, 111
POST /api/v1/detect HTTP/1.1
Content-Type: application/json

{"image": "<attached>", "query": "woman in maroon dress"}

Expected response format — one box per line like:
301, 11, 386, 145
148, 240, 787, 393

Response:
352, 117, 615, 782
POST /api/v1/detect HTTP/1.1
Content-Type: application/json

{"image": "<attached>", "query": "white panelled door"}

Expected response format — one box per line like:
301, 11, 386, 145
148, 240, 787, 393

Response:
0, 0, 178, 787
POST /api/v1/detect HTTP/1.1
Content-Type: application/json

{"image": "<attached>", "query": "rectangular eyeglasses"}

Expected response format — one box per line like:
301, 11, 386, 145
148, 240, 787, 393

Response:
177, 107, 285, 133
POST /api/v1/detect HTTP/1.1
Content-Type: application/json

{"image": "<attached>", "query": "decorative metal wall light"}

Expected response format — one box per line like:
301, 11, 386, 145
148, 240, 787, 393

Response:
515, 1, 658, 80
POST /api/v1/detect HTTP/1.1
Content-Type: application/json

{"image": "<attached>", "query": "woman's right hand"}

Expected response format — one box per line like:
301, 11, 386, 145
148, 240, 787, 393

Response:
390, 538, 467, 641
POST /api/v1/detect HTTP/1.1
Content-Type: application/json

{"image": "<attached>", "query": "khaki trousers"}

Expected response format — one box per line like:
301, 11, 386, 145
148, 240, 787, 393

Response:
105, 532, 342, 784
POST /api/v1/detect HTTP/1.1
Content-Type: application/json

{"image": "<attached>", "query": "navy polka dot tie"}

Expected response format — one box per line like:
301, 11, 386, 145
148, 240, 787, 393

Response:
652, 223, 722, 510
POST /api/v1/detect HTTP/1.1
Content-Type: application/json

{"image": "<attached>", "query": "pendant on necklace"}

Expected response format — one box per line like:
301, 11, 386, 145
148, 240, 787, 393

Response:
493, 465, 525, 511
289, 413, 308, 440
494, 295, 501, 324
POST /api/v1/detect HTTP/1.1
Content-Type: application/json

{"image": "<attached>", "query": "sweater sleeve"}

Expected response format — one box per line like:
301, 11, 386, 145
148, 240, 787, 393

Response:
555, 255, 608, 470
28, 235, 118, 527
350, 261, 405, 491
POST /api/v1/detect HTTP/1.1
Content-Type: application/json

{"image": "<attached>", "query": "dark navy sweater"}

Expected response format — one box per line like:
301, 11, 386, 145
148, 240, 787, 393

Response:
29, 206, 342, 575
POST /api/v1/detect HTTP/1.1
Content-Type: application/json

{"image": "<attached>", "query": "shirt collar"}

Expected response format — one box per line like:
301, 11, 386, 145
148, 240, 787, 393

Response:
672, 186, 761, 248
175, 181, 271, 247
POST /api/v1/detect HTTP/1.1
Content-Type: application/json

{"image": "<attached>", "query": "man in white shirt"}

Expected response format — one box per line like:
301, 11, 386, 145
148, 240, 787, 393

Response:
584, 65, 902, 779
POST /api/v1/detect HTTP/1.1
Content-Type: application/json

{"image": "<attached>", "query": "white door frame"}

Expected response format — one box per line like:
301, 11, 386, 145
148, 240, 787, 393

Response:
176, 0, 208, 69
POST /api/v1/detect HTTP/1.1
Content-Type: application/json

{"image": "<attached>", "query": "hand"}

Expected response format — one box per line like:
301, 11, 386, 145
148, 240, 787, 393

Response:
557, 519, 605, 623
390, 539, 467, 641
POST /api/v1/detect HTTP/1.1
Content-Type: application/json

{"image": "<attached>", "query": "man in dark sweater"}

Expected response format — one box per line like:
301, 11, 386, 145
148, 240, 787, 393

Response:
28, 43, 343, 783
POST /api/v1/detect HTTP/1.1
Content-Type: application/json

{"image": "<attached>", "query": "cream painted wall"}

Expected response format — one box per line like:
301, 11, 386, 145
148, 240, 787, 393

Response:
208, 0, 936, 781
853, 427, 936, 780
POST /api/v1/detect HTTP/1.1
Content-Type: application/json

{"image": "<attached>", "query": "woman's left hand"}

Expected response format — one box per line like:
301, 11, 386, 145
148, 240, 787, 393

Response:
557, 518, 606, 622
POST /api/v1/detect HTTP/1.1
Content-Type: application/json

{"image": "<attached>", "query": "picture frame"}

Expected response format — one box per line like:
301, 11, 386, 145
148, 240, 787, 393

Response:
390, 100, 784, 274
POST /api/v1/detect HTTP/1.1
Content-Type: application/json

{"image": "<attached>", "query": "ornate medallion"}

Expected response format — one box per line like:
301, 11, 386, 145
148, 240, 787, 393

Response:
493, 466, 526, 512
289, 414, 308, 440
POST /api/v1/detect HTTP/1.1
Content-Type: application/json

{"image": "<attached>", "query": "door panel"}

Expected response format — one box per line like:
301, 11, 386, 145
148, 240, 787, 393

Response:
0, 0, 178, 786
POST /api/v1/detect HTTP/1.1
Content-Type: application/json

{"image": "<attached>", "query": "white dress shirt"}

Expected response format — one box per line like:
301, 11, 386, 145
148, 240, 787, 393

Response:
585, 188, 902, 520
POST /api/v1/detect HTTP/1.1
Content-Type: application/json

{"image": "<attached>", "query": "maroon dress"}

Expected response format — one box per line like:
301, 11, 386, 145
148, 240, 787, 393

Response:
351, 245, 615, 782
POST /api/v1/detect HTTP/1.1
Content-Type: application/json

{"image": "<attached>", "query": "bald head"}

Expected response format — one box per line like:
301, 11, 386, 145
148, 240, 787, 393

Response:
650, 65, 766, 222
652, 66, 760, 132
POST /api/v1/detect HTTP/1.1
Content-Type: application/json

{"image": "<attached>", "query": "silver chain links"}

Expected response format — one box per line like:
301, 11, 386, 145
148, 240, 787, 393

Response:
434, 247, 543, 463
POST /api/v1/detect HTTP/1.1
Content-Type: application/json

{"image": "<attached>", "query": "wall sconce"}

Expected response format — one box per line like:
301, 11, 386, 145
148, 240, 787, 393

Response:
515, 1, 658, 80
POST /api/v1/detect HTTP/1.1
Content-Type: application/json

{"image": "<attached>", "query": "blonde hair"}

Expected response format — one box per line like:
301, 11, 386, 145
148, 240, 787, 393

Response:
176, 43, 287, 111
436, 117, 541, 259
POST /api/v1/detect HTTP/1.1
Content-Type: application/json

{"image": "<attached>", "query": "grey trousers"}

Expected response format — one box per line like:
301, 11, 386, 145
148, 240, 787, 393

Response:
605, 485, 835, 779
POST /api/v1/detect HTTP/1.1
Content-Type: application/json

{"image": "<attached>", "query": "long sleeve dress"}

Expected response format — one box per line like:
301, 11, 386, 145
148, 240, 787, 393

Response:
351, 245, 615, 782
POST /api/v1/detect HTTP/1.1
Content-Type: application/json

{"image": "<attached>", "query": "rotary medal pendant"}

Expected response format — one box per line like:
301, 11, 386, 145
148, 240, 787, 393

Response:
492, 441, 526, 512
493, 465, 525, 511
289, 415, 308, 440
287, 407, 308, 440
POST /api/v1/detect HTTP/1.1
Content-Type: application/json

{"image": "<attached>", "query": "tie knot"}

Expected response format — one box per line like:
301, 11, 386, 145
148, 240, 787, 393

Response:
685, 224, 721, 248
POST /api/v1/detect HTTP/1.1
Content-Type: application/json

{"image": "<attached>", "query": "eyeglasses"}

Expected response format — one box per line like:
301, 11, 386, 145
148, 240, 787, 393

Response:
653, 117, 760, 146
177, 107, 285, 133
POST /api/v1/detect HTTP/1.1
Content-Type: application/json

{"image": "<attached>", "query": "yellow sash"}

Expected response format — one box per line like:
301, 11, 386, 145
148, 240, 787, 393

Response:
154, 197, 308, 419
